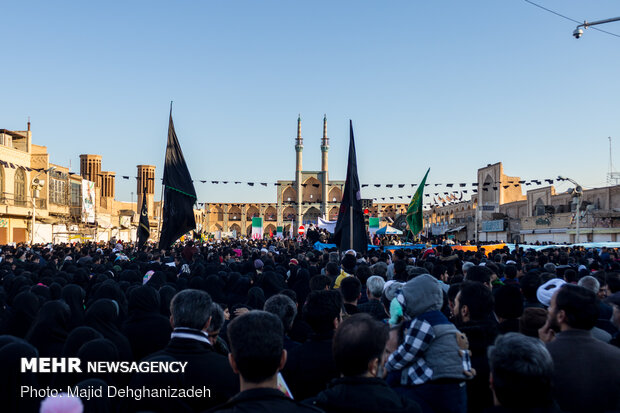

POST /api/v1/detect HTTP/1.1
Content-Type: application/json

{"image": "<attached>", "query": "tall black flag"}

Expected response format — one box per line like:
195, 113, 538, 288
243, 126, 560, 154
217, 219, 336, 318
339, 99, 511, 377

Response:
137, 189, 150, 248
333, 120, 368, 253
159, 105, 197, 248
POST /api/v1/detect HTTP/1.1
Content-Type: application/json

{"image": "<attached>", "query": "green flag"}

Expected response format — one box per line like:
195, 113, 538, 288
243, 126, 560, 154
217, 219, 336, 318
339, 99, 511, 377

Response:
406, 168, 430, 236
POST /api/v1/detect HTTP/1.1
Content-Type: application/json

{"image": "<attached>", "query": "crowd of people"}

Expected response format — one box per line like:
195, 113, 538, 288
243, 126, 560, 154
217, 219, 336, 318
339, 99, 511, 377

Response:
1, 238, 620, 413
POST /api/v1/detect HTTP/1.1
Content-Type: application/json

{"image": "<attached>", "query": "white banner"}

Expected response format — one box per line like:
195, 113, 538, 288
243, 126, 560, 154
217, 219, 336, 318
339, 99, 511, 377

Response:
81, 180, 96, 223
318, 217, 337, 233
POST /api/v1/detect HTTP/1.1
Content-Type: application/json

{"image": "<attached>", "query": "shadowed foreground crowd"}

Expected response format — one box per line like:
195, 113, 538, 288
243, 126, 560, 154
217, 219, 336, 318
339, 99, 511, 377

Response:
1, 240, 620, 413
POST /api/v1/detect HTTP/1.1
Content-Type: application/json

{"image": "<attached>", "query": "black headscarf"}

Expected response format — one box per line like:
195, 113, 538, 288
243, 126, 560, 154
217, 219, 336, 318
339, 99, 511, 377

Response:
246, 286, 266, 310
62, 326, 104, 357
85, 299, 133, 361
289, 267, 311, 307
25, 300, 71, 357
122, 286, 171, 361
0, 341, 39, 413
2, 291, 39, 338
30, 284, 51, 305
62, 284, 86, 329
76, 338, 120, 386
259, 271, 287, 299
204, 275, 226, 303
159, 285, 177, 317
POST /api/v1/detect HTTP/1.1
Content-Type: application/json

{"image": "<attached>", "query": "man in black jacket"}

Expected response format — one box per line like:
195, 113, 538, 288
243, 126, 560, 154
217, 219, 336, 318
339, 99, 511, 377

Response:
539, 284, 620, 412
282, 290, 343, 400
207, 311, 322, 413
306, 313, 421, 413
138, 289, 239, 412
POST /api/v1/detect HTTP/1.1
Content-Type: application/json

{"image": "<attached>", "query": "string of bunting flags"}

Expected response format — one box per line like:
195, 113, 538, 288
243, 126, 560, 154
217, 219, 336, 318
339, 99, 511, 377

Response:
0, 158, 567, 189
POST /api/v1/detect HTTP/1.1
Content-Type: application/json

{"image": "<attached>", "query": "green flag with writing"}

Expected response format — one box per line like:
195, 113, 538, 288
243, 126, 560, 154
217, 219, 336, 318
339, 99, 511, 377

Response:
406, 168, 430, 236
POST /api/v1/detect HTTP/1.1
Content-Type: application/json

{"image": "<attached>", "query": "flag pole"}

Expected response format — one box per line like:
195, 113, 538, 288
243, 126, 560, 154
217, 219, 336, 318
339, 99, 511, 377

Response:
157, 101, 173, 245
349, 205, 353, 250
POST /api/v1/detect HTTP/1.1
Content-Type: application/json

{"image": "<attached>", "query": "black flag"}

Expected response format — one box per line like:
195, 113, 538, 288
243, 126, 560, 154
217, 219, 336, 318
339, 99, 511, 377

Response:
159, 105, 197, 248
333, 120, 368, 253
137, 189, 150, 248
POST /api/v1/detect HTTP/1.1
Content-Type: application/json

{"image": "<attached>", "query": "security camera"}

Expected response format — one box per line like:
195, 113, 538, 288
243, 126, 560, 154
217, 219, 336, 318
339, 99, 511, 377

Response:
573, 28, 583, 39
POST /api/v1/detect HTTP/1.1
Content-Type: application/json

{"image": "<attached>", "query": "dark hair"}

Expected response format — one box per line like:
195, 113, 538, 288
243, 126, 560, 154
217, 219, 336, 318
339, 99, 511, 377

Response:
227, 311, 283, 383
459, 281, 494, 321
488, 333, 554, 408
494, 285, 523, 319
207, 303, 225, 332
465, 266, 492, 285
606, 272, 620, 294
325, 262, 340, 277
340, 277, 362, 303
520, 273, 541, 302
333, 313, 388, 376
393, 260, 407, 281
170, 289, 212, 330
355, 265, 372, 286
504, 265, 517, 280
555, 284, 599, 330
309, 275, 332, 291
303, 290, 343, 333
263, 294, 297, 331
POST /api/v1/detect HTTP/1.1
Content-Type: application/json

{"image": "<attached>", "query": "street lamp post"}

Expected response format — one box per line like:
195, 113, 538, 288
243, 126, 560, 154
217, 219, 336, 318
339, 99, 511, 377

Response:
558, 176, 583, 244
573, 16, 620, 38
30, 166, 56, 245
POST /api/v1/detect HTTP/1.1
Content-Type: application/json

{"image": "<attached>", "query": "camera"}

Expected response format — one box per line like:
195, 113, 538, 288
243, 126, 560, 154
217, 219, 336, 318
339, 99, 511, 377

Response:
573, 28, 583, 39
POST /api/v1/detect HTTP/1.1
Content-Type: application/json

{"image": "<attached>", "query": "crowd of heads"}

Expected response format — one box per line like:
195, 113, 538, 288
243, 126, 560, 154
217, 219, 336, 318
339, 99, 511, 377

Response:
0, 238, 619, 412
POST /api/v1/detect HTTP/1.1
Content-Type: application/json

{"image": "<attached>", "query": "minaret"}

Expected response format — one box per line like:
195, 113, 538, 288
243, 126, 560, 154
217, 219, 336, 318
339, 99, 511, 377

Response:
321, 114, 329, 217
295, 115, 303, 229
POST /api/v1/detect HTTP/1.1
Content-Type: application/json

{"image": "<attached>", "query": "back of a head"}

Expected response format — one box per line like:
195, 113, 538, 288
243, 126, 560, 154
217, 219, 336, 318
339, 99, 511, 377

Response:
488, 333, 554, 408
263, 294, 297, 332
543, 263, 556, 275
607, 272, 620, 294
519, 307, 548, 338
494, 284, 523, 320
325, 262, 339, 277
520, 273, 541, 302
333, 313, 388, 377
340, 276, 362, 303
564, 269, 578, 283
303, 290, 343, 334
555, 284, 599, 330
170, 289, 213, 330
465, 265, 492, 285
504, 265, 517, 280
459, 281, 494, 321
366, 276, 385, 299
227, 311, 283, 383
577, 275, 600, 295
309, 275, 332, 291
207, 302, 225, 333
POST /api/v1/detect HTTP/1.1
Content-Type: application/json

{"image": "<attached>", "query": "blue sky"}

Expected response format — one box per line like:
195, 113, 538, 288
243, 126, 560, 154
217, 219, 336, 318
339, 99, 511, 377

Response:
2, 1, 619, 204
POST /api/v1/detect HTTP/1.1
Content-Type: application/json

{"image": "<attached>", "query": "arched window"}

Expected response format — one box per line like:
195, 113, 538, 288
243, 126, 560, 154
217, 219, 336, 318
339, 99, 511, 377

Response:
14, 169, 26, 206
